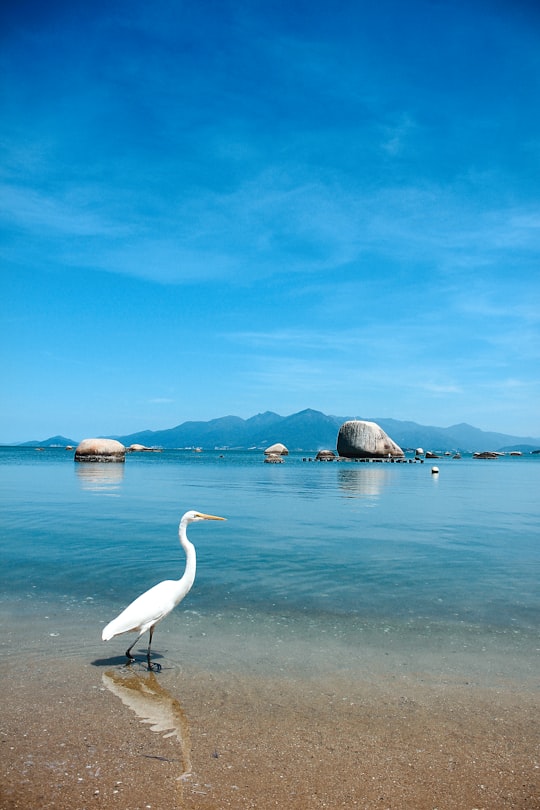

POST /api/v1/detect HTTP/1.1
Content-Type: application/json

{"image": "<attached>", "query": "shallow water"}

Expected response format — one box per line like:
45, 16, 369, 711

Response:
1, 447, 539, 684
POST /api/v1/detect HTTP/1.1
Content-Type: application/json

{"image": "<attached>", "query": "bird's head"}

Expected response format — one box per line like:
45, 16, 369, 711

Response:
182, 510, 227, 524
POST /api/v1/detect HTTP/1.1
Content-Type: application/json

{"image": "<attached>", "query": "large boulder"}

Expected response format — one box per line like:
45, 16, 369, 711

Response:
264, 443, 289, 456
74, 438, 126, 463
336, 420, 404, 459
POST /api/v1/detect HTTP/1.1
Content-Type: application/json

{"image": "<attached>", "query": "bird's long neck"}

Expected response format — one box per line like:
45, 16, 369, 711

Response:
178, 521, 197, 592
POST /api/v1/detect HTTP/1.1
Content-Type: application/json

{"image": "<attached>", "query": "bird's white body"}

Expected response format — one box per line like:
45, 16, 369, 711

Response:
101, 575, 195, 641
102, 510, 225, 667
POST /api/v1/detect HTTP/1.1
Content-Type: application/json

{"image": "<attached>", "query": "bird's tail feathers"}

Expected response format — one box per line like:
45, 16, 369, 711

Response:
102, 617, 127, 641
102, 623, 115, 641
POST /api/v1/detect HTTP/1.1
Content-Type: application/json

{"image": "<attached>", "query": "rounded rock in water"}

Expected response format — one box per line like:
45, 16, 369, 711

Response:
74, 438, 126, 463
336, 420, 404, 459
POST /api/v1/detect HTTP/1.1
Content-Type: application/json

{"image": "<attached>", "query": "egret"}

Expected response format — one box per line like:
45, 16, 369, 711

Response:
102, 510, 226, 669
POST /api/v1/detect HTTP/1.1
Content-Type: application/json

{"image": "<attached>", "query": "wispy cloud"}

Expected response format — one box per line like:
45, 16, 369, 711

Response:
421, 383, 464, 395
4, 165, 538, 290
380, 114, 417, 156
0, 182, 124, 237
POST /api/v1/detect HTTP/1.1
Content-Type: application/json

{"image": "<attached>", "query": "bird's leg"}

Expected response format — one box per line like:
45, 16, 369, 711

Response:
125, 632, 144, 665
146, 626, 161, 672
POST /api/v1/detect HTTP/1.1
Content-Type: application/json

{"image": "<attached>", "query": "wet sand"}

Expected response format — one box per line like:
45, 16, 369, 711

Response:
1, 649, 539, 810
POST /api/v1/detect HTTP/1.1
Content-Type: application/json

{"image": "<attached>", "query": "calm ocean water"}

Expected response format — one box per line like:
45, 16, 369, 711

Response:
1, 447, 539, 680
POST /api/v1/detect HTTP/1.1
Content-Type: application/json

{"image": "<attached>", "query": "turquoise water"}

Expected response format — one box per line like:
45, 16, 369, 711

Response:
1, 447, 539, 678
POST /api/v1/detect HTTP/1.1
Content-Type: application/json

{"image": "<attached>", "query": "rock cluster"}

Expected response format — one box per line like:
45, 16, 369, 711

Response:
336, 420, 404, 459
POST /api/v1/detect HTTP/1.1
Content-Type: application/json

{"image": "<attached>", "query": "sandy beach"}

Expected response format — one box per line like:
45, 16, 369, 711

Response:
2, 648, 539, 810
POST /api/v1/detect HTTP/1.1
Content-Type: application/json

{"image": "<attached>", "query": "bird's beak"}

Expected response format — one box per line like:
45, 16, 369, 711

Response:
197, 512, 227, 521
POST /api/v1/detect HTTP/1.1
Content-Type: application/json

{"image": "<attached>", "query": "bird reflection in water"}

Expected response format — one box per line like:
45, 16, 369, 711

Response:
102, 669, 192, 780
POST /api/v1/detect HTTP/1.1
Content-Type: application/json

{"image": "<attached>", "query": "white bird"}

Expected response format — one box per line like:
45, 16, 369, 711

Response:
102, 510, 226, 669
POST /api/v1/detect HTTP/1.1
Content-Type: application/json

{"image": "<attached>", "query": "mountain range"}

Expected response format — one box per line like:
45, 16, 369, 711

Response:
15, 409, 540, 452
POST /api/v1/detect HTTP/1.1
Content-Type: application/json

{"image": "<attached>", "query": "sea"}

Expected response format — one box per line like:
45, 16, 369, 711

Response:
1, 446, 539, 685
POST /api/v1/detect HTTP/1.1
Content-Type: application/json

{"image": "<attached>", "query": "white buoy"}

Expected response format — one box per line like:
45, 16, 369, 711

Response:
431, 466, 439, 474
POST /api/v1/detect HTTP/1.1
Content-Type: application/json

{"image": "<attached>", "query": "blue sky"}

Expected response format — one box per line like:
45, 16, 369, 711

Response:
2, 0, 539, 443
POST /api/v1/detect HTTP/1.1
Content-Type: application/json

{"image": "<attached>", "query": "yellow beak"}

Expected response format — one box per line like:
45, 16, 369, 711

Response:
196, 512, 227, 521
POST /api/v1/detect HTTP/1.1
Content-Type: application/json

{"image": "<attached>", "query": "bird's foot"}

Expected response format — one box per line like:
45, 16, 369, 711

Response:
147, 659, 162, 672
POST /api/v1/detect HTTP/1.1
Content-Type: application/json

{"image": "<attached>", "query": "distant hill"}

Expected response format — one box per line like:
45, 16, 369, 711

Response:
12, 411, 540, 452
17, 435, 77, 448
113, 409, 343, 451
111, 409, 540, 453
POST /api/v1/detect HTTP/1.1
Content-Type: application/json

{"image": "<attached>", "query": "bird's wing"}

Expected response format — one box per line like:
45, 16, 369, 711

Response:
102, 580, 178, 639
